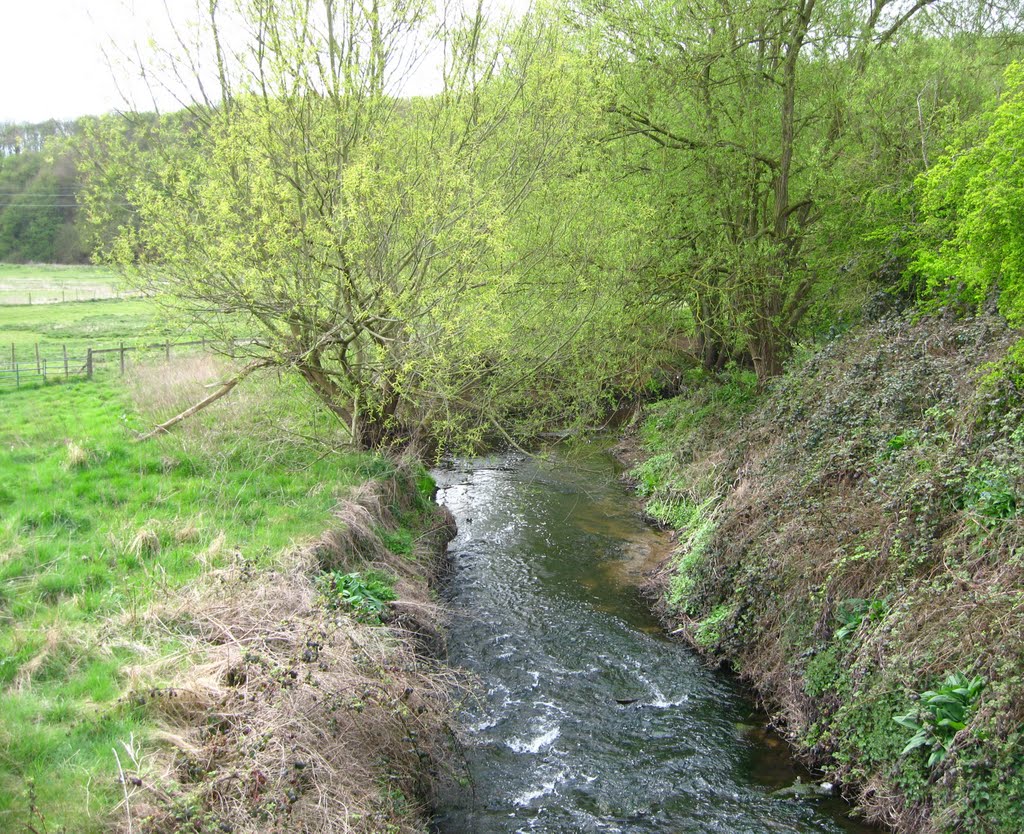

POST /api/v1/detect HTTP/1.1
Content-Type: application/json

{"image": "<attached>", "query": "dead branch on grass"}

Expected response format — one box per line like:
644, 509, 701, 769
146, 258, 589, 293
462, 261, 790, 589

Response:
135, 360, 272, 443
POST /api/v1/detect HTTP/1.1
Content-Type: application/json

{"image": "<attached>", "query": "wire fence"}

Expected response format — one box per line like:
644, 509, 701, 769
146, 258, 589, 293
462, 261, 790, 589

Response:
0, 338, 253, 389
0, 288, 148, 305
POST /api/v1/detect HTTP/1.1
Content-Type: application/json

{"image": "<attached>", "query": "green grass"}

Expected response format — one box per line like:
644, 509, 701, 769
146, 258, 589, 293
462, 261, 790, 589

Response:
0, 263, 124, 305
0, 373, 381, 832
0, 267, 237, 391
0, 297, 165, 357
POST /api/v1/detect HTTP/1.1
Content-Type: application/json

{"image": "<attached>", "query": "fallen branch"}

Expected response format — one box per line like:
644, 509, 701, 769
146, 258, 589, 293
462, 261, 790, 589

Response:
135, 359, 272, 442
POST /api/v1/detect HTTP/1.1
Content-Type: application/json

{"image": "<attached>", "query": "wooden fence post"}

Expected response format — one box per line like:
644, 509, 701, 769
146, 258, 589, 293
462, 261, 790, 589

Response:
120, 343, 125, 375
42, 358, 47, 382
15, 362, 19, 388
63, 345, 69, 379
35, 343, 40, 374
165, 341, 171, 362
10, 342, 13, 370
86, 349, 93, 379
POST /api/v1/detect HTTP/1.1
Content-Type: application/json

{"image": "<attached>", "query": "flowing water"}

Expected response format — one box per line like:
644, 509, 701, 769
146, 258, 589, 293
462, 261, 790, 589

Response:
431, 447, 879, 834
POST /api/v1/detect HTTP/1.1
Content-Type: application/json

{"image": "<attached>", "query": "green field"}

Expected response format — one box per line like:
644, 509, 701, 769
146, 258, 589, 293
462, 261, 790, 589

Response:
0, 266, 220, 389
0, 298, 165, 357
0, 264, 128, 305
0, 263, 168, 369
0, 367, 381, 832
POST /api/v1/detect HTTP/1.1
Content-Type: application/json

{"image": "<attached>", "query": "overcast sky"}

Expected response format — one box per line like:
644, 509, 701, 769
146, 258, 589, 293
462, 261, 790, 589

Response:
0, 1, 165, 122
0, 0, 530, 124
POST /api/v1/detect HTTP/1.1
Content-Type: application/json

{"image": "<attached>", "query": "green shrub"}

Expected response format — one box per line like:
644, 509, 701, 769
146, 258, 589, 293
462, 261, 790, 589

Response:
630, 453, 675, 498
379, 527, 415, 557
666, 509, 718, 613
910, 62, 1024, 324
645, 497, 699, 529
694, 604, 732, 649
834, 598, 886, 641
961, 465, 1018, 520
804, 646, 846, 698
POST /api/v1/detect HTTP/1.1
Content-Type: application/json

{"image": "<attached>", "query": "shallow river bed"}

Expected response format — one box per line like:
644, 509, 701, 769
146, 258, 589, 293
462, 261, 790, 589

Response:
431, 448, 877, 834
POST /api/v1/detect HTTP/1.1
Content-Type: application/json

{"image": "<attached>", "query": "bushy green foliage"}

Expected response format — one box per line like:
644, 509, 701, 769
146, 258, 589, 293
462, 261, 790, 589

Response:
640, 367, 758, 448
0, 141, 88, 263
912, 62, 1024, 323
378, 526, 415, 558
320, 570, 398, 621
643, 497, 699, 530
694, 604, 731, 649
803, 646, 847, 699
893, 673, 985, 768
961, 463, 1018, 519
83, 3, 670, 451
665, 509, 718, 614
630, 453, 675, 498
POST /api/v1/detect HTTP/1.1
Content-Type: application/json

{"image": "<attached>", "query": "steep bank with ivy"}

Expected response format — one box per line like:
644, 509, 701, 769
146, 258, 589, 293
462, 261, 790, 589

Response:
628, 308, 1024, 832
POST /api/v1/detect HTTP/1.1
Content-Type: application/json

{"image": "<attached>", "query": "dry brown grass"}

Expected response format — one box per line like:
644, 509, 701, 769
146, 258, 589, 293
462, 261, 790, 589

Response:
64, 439, 90, 469
172, 519, 202, 545
127, 355, 239, 424
127, 526, 162, 558
116, 473, 458, 834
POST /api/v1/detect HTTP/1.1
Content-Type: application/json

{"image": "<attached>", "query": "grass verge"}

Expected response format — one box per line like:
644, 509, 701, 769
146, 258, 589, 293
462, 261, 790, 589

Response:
0, 358, 453, 833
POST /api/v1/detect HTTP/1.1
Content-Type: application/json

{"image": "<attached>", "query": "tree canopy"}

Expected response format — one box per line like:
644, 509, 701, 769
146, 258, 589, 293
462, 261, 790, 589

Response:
582, 0, 1024, 381
84, 0, 668, 450
912, 61, 1024, 323
78, 0, 1024, 446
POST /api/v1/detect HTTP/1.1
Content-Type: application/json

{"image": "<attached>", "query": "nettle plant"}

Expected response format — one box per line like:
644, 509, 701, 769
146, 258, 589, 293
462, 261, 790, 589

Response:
894, 673, 985, 768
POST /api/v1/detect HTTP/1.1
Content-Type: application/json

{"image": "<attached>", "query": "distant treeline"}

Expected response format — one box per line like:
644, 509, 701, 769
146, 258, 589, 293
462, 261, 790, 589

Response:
0, 119, 90, 263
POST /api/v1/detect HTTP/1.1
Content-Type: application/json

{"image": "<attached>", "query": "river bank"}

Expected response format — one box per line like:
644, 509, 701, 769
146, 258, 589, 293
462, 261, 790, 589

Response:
0, 363, 458, 833
625, 309, 1024, 832
122, 465, 458, 834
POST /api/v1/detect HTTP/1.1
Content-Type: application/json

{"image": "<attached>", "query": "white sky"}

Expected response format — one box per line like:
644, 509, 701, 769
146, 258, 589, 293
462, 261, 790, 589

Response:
0, 0, 531, 124
0, 1, 170, 122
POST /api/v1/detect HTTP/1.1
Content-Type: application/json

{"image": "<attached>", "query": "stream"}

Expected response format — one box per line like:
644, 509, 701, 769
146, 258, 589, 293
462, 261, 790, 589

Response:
430, 447, 878, 834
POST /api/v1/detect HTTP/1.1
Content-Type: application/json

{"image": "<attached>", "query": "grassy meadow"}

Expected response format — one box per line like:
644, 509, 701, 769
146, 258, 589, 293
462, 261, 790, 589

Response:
0, 356, 387, 832
0, 263, 164, 368
0, 264, 126, 305
0, 266, 217, 389
0, 297, 165, 358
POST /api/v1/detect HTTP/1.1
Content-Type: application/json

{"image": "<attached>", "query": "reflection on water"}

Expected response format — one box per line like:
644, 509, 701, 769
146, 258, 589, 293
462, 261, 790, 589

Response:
431, 447, 878, 834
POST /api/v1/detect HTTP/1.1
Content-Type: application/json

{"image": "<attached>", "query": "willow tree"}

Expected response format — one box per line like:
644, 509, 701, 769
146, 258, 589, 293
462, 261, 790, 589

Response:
84, 0, 641, 449
583, 0, 1024, 382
